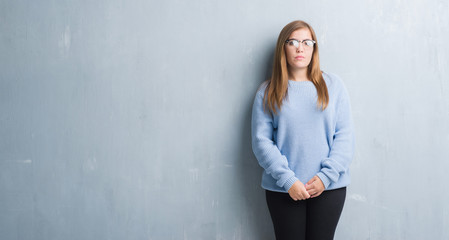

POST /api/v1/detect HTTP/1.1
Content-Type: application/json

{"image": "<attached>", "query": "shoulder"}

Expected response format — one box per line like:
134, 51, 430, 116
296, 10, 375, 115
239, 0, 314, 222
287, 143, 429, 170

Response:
322, 71, 349, 97
255, 80, 270, 97
322, 71, 345, 90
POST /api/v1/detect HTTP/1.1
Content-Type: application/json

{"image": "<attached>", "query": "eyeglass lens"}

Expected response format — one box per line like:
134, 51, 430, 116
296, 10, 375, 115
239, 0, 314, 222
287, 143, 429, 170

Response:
288, 40, 314, 48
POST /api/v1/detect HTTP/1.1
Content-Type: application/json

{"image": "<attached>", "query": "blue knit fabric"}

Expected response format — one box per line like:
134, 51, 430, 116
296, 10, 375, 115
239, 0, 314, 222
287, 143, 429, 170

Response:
251, 71, 355, 192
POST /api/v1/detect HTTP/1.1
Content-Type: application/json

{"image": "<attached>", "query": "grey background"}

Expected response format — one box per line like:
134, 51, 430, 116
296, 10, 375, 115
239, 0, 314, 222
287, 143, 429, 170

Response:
1, 0, 449, 239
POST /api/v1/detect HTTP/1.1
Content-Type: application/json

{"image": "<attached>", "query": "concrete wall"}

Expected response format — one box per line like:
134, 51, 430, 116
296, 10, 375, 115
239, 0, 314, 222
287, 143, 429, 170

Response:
1, 0, 448, 239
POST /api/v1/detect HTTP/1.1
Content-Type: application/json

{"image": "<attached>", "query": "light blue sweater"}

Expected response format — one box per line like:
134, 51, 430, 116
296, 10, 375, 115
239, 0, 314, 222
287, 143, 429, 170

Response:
251, 72, 355, 192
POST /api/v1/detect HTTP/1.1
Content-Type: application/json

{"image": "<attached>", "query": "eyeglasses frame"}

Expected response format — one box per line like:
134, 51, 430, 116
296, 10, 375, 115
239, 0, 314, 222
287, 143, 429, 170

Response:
285, 39, 316, 49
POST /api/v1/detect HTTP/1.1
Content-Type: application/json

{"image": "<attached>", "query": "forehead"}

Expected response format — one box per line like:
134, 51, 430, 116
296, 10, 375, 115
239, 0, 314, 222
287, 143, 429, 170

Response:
288, 28, 312, 40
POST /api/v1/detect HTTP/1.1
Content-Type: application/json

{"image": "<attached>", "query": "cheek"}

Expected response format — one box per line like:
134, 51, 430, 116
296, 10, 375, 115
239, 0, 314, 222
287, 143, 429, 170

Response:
284, 47, 293, 58
309, 51, 314, 59
285, 51, 294, 65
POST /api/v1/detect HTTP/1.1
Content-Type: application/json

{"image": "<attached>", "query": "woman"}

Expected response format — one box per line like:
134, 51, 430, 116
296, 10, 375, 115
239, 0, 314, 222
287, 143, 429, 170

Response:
251, 20, 355, 240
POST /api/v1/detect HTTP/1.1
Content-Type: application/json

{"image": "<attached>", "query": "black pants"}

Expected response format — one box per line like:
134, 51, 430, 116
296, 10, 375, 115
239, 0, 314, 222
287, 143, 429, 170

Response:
265, 187, 346, 240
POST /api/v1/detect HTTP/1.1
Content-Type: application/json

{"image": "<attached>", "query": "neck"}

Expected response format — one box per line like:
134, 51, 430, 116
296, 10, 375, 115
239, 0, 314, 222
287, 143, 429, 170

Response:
289, 68, 309, 82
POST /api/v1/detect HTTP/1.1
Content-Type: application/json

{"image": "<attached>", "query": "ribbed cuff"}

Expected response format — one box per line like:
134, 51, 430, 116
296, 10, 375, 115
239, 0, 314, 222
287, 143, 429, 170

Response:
283, 176, 299, 191
316, 172, 331, 190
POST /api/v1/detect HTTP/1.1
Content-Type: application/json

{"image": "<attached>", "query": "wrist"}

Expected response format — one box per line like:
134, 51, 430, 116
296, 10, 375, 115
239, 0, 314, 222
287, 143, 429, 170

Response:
284, 176, 299, 192
316, 172, 331, 189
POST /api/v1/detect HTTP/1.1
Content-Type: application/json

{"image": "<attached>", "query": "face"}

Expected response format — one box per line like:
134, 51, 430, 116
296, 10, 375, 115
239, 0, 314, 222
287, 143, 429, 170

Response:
284, 28, 314, 71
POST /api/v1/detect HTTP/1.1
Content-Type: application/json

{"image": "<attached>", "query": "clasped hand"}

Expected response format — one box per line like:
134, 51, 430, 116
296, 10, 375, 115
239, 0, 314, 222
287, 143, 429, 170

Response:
287, 176, 324, 201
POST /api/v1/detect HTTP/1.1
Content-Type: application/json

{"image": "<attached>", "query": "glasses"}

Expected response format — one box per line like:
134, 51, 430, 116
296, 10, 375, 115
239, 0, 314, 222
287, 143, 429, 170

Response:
285, 39, 316, 49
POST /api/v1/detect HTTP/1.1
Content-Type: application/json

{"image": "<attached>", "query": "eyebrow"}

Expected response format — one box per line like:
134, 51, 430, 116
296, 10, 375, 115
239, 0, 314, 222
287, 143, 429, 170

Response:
288, 38, 313, 41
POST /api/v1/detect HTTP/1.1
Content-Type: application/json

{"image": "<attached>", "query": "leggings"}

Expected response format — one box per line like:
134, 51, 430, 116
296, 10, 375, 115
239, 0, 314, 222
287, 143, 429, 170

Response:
265, 187, 346, 240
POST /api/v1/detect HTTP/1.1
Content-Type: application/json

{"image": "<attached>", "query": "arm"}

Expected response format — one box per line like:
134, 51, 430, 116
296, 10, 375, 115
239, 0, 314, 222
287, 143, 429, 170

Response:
316, 83, 355, 189
251, 91, 298, 191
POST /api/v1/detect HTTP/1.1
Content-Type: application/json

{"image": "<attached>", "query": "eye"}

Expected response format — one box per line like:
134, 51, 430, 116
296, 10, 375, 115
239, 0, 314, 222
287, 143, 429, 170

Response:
304, 40, 314, 46
288, 40, 299, 47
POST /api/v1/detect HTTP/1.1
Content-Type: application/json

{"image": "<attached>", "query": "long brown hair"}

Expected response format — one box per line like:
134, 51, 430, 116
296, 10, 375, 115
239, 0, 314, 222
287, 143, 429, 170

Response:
263, 20, 329, 114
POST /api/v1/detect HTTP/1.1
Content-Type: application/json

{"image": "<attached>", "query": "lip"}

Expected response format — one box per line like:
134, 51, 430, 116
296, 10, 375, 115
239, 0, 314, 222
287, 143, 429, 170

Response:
295, 56, 305, 59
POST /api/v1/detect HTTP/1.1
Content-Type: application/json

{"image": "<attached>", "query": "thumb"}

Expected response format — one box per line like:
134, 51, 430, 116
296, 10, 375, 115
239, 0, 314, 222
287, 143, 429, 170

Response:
306, 177, 316, 185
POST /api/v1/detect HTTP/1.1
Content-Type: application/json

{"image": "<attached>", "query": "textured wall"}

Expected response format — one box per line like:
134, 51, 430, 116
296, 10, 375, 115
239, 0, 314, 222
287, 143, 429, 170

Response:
1, 0, 448, 239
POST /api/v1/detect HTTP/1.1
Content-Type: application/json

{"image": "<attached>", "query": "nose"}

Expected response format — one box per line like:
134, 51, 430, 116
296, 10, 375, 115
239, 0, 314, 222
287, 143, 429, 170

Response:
296, 42, 304, 52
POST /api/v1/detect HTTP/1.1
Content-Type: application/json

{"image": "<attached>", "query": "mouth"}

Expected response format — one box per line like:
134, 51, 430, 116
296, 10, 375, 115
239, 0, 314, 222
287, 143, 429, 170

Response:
295, 56, 305, 60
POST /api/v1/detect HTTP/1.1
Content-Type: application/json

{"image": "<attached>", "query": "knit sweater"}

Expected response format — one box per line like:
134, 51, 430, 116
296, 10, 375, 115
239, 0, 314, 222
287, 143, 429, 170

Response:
251, 71, 355, 192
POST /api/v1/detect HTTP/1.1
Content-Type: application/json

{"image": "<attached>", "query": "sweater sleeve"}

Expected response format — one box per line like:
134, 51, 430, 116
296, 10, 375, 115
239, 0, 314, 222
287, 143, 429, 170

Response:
251, 91, 298, 191
316, 80, 355, 189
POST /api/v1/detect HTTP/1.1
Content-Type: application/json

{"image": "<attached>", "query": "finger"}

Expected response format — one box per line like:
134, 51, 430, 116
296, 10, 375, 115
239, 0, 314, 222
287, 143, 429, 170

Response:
304, 191, 311, 199
305, 184, 311, 191
295, 193, 302, 201
311, 193, 321, 198
302, 192, 309, 199
306, 183, 316, 191
305, 182, 315, 191
306, 178, 315, 185
311, 190, 323, 198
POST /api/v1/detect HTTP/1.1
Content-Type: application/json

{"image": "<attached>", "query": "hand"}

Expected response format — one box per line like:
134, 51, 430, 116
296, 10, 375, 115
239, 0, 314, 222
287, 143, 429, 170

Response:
305, 176, 325, 198
288, 180, 310, 201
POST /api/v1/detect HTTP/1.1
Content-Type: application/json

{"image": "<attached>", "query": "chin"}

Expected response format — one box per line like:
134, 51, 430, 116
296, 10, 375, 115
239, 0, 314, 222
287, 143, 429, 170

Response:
294, 64, 309, 69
